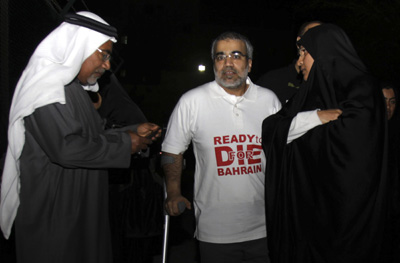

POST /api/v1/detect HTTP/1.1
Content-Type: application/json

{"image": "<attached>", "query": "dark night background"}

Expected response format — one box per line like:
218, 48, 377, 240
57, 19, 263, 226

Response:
2, 0, 400, 133
1, 0, 400, 262
85, 0, 400, 126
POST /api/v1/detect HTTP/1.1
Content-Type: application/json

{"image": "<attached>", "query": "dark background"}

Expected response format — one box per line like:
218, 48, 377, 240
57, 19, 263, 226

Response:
85, 0, 400, 127
2, 0, 400, 137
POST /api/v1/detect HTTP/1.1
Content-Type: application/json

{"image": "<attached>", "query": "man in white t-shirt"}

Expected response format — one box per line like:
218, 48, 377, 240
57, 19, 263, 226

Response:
162, 32, 278, 263
161, 32, 324, 262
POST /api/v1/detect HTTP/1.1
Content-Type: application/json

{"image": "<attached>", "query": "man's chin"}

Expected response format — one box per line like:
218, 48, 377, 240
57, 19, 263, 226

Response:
224, 84, 241, 89
87, 77, 99, 86
219, 78, 244, 89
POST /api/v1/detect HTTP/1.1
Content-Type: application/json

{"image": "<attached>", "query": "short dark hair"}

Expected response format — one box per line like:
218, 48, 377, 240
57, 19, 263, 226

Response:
211, 32, 253, 60
381, 81, 397, 91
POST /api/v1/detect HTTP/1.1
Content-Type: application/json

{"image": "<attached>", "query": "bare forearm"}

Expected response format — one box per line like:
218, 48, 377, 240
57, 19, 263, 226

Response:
162, 152, 183, 196
162, 152, 191, 215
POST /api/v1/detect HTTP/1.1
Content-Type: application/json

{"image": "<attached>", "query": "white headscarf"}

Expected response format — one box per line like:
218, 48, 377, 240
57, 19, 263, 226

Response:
0, 11, 117, 238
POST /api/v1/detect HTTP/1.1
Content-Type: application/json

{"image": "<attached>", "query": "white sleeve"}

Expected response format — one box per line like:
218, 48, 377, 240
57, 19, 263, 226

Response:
287, 110, 322, 144
161, 97, 193, 155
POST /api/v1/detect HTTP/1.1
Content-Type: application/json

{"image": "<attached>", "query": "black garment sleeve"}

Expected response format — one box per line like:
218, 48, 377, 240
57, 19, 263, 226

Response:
24, 102, 132, 169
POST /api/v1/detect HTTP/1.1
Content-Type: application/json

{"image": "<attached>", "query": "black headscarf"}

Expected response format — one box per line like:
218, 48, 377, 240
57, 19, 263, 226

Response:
96, 71, 147, 128
262, 24, 388, 263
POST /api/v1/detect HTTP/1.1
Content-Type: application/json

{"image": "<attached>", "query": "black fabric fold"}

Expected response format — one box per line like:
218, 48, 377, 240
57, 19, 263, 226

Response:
262, 24, 389, 263
64, 13, 118, 38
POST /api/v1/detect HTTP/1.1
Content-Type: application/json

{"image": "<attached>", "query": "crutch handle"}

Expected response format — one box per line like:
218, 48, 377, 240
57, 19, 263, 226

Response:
178, 201, 186, 214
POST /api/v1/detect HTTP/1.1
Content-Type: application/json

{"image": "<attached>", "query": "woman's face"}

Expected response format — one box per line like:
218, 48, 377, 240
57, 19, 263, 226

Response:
297, 46, 315, 81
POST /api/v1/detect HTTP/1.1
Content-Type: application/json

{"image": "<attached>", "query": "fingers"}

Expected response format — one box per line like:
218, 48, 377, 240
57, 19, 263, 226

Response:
153, 127, 162, 139
165, 197, 191, 216
330, 109, 343, 120
184, 200, 192, 211
317, 109, 343, 124
165, 201, 180, 216
146, 127, 162, 140
137, 123, 162, 139
128, 131, 152, 154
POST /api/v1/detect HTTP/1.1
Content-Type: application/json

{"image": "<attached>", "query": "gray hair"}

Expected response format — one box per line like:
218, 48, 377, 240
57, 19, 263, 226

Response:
211, 31, 253, 60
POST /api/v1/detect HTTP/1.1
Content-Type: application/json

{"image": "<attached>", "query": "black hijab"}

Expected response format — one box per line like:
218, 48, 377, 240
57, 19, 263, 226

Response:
262, 24, 388, 263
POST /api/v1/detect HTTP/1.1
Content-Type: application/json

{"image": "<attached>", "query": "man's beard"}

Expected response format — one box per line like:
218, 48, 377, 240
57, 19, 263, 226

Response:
214, 66, 249, 90
87, 69, 106, 85
86, 77, 98, 86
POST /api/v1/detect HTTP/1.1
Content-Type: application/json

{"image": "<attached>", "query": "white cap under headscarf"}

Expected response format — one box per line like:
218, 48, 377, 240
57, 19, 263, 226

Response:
0, 11, 117, 238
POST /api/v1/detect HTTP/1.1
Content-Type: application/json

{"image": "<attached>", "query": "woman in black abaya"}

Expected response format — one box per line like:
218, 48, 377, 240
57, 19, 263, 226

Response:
262, 24, 388, 263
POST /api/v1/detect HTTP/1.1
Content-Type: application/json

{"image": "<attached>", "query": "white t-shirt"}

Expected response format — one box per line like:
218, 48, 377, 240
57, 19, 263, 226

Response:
162, 78, 281, 243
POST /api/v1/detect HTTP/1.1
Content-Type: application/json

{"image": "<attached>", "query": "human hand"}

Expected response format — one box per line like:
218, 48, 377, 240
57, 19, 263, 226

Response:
127, 131, 152, 154
317, 109, 343, 124
137, 123, 162, 140
165, 193, 191, 216
93, 93, 102, 110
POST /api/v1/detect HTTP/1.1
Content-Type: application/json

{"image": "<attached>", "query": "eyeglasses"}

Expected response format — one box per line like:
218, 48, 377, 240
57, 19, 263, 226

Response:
97, 49, 112, 62
214, 52, 248, 62
297, 47, 308, 57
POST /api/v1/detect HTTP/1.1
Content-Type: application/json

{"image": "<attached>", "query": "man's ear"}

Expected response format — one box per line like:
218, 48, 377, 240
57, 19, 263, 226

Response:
247, 59, 253, 73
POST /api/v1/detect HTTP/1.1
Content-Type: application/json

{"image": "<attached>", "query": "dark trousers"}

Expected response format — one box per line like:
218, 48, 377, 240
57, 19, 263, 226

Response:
198, 237, 270, 263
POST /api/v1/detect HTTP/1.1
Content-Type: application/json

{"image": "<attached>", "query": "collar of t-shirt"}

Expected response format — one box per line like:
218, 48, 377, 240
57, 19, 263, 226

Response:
211, 77, 257, 103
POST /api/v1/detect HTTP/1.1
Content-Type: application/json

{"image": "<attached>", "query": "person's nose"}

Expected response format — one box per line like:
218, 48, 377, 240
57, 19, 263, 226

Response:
296, 56, 303, 68
224, 55, 234, 66
102, 60, 111, 70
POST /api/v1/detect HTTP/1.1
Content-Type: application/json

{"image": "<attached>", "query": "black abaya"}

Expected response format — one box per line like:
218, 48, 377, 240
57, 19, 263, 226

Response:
262, 24, 388, 263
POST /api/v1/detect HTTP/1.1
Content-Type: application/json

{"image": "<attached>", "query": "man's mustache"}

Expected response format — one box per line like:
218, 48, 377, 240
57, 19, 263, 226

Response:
95, 69, 106, 74
222, 67, 238, 74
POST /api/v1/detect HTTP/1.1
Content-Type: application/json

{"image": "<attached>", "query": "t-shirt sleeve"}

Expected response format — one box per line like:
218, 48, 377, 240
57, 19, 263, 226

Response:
161, 97, 193, 155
